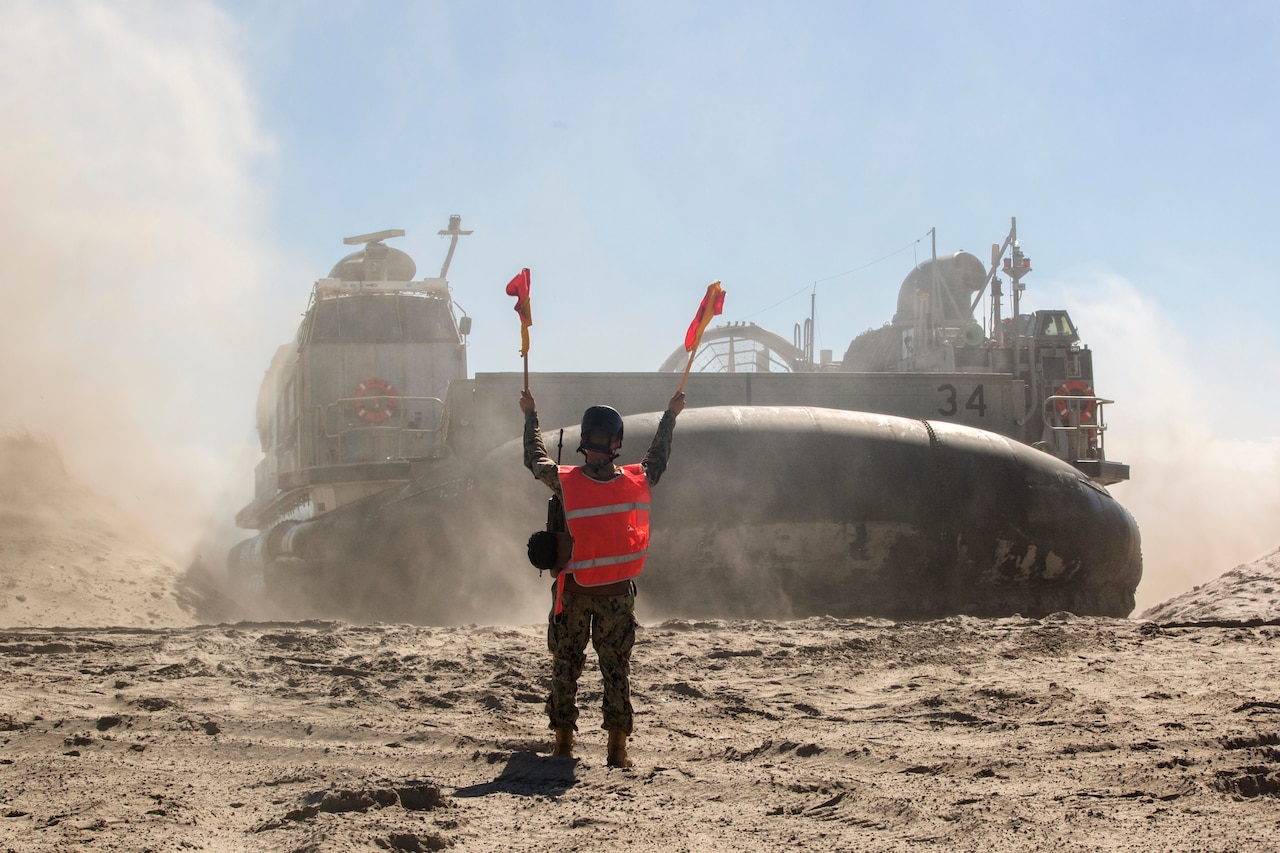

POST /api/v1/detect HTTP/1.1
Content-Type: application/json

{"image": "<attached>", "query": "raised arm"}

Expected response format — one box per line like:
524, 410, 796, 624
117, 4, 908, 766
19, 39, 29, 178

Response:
641, 391, 685, 485
520, 390, 562, 494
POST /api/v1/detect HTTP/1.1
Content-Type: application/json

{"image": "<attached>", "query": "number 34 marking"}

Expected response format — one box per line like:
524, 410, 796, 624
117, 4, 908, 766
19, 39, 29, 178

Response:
937, 384, 987, 417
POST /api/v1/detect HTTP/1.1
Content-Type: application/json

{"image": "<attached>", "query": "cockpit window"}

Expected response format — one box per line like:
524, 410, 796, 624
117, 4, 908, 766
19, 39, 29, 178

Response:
1037, 312, 1077, 338
309, 295, 458, 342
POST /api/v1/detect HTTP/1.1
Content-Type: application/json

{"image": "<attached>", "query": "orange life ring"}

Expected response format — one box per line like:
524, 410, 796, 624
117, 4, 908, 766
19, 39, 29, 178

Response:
353, 378, 398, 423
1054, 380, 1096, 422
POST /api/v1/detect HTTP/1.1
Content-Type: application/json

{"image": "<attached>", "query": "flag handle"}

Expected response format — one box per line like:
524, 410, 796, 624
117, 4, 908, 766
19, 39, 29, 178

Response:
523, 353, 529, 393
678, 348, 696, 394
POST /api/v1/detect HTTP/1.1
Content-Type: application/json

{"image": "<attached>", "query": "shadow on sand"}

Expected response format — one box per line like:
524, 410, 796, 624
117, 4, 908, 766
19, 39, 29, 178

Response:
452, 751, 578, 799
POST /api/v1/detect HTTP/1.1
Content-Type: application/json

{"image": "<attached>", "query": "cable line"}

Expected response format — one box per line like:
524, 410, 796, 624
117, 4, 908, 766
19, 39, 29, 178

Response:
740, 231, 929, 320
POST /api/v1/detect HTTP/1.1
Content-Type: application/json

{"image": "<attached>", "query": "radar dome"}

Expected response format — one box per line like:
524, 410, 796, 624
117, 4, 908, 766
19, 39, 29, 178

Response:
329, 243, 417, 282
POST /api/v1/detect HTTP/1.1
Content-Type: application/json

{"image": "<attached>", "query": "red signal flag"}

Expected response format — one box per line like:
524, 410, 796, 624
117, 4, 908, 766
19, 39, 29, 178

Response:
505, 268, 532, 356
684, 280, 726, 352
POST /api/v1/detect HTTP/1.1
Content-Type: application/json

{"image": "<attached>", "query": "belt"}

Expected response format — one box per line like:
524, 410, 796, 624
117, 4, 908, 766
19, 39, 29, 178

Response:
562, 577, 633, 597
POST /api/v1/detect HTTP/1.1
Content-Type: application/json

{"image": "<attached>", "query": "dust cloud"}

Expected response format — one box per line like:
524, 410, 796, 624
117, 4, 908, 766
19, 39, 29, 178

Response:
0, 2, 287, 572
1053, 274, 1280, 613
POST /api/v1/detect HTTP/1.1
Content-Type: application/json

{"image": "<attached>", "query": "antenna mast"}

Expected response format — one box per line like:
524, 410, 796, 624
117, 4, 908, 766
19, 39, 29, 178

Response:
1002, 217, 1032, 378
437, 214, 474, 280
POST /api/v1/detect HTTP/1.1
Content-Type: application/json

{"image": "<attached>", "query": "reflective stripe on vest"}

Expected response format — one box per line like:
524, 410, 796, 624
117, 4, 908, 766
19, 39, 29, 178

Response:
567, 548, 649, 570
554, 463, 651, 614
565, 500, 652, 521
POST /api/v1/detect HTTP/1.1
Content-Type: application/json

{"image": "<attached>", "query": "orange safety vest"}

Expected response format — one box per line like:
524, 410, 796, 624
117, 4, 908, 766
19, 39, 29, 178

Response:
553, 463, 651, 615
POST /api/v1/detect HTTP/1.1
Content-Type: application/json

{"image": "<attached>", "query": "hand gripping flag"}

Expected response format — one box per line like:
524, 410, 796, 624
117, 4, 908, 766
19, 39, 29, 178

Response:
684, 280, 726, 352
505, 268, 532, 356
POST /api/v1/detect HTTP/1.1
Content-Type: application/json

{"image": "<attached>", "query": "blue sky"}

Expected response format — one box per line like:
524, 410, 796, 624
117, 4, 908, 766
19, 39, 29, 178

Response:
229, 0, 1280, 441
2, 0, 1277, 611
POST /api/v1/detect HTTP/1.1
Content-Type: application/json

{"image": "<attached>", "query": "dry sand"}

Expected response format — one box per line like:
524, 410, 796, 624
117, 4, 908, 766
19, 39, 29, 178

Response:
2, 436, 1278, 852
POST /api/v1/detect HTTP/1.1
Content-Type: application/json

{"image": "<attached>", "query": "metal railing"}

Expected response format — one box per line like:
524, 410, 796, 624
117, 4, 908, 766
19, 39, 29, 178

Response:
1042, 393, 1113, 462
307, 395, 448, 467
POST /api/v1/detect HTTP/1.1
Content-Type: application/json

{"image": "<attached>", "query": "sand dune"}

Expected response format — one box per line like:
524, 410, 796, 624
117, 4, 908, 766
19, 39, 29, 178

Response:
0, 436, 197, 630
1140, 547, 1280, 625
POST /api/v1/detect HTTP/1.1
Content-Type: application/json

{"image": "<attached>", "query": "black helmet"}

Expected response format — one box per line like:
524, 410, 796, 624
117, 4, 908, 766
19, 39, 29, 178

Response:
578, 405, 623, 455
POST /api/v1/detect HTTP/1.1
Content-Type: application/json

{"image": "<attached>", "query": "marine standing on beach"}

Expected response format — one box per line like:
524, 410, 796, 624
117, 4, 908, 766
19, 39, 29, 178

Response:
519, 388, 685, 768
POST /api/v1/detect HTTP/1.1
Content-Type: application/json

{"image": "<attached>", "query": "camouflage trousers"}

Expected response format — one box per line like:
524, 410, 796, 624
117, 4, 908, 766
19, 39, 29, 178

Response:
546, 584, 637, 734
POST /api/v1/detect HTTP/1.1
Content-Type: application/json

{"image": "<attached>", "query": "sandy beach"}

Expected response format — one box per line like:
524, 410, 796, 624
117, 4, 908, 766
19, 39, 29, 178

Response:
2, 437, 1278, 852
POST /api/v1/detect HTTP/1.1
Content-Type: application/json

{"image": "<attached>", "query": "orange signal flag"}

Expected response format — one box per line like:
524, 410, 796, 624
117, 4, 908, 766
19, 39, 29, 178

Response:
684, 280, 725, 352
505, 268, 532, 356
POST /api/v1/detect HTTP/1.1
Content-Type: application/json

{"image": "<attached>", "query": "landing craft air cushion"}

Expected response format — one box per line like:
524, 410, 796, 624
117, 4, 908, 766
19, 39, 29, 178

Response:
230, 217, 1141, 622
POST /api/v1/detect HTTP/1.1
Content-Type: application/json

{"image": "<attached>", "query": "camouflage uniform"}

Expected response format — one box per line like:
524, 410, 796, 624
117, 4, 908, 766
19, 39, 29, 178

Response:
523, 408, 677, 734
545, 586, 637, 732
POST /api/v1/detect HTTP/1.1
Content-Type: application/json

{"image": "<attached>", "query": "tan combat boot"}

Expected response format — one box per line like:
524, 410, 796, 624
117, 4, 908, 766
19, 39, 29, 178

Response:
551, 726, 574, 758
606, 729, 633, 768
